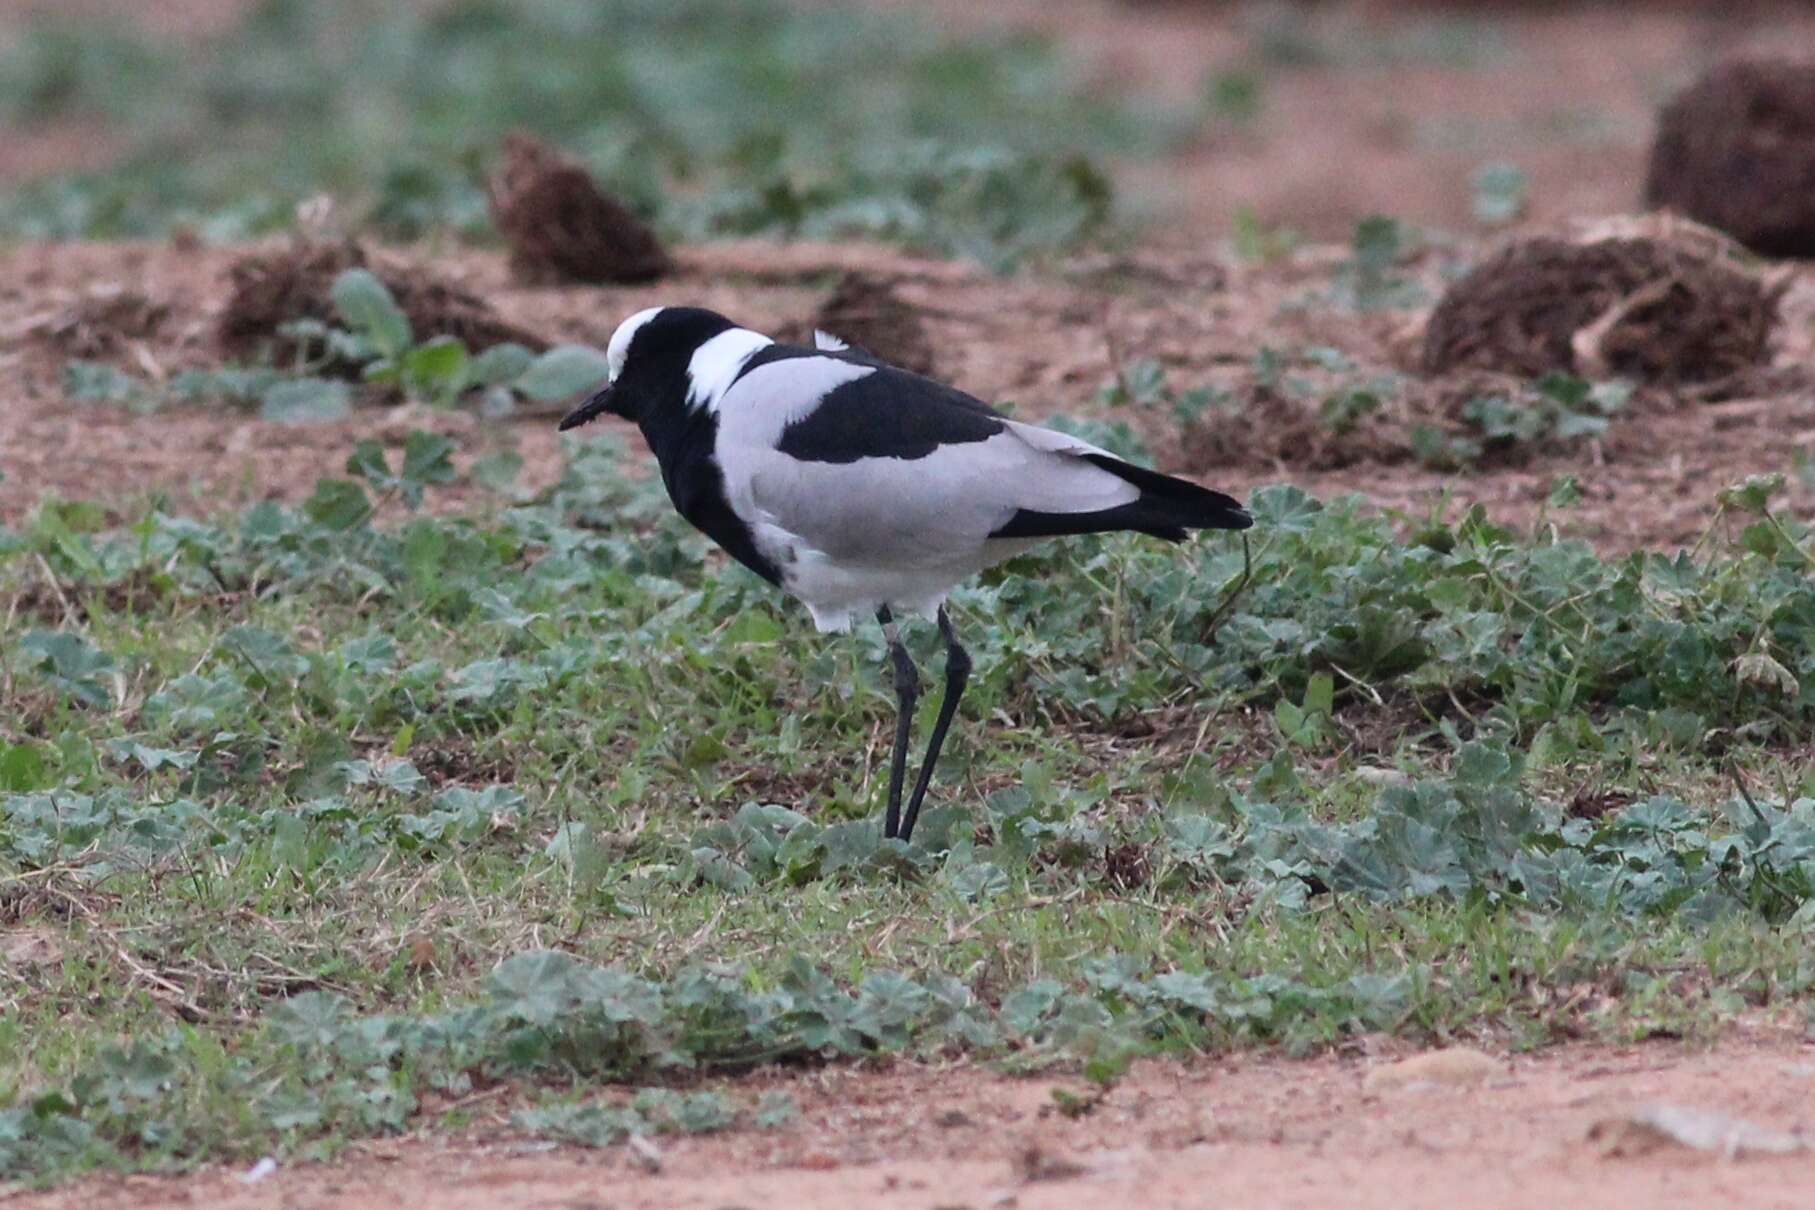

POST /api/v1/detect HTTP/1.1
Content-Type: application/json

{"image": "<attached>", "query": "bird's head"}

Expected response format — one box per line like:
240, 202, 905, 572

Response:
558, 305, 774, 431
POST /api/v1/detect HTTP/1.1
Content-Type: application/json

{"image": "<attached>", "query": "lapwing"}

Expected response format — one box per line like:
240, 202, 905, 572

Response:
560, 306, 1251, 843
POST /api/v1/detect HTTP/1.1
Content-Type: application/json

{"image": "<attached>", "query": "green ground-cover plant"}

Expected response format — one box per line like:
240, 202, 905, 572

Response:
1411, 374, 1632, 469
3, 439, 1813, 1181
61, 269, 609, 420
1101, 343, 1632, 469
1328, 215, 1429, 313
0, 0, 1171, 265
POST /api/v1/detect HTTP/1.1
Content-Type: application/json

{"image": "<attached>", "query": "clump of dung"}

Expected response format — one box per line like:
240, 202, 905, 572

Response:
793, 272, 937, 376
218, 241, 546, 372
1420, 219, 1779, 385
43, 286, 168, 358
1645, 58, 1815, 259
486, 132, 671, 285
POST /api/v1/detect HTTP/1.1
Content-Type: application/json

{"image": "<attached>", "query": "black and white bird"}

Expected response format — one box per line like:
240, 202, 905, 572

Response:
559, 306, 1252, 844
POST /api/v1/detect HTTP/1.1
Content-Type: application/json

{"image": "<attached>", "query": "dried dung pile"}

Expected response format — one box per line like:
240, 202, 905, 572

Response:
218, 241, 546, 371
41, 286, 168, 358
1177, 385, 1399, 472
487, 132, 670, 285
1421, 222, 1779, 385
789, 272, 937, 375
1645, 59, 1815, 258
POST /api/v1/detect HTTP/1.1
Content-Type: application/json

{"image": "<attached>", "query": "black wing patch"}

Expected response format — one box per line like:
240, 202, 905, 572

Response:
990, 454, 1252, 542
992, 501, 1190, 543
746, 348, 1006, 464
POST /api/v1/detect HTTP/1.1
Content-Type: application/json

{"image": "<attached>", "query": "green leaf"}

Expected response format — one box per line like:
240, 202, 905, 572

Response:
62, 360, 146, 405
668, 1091, 737, 1134
330, 268, 412, 358
1304, 671, 1334, 717
346, 439, 392, 488
1351, 214, 1406, 268
753, 1091, 798, 1129
1717, 473, 1786, 515
27, 505, 103, 578
448, 657, 549, 704
343, 431, 454, 510
722, 611, 784, 645
1470, 161, 1528, 225
169, 366, 283, 406
107, 740, 199, 773
1553, 410, 1609, 440
472, 448, 524, 495
1247, 484, 1322, 532
1337, 215, 1426, 312
18, 631, 115, 707
303, 478, 373, 530
261, 377, 352, 424
1111, 357, 1167, 407
514, 1103, 643, 1148
945, 860, 1009, 901
401, 430, 457, 488
1274, 698, 1309, 742
489, 950, 582, 1027
370, 759, 426, 793
470, 342, 536, 387
1734, 653, 1799, 698
268, 991, 351, 1051
0, 741, 53, 791
1001, 980, 1065, 1036
401, 335, 471, 402
516, 345, 611, 402
1150, 971, 1218, 1013
224, 625, 308, 680
432, 784, 526, 821
1207, 68, 1262, 121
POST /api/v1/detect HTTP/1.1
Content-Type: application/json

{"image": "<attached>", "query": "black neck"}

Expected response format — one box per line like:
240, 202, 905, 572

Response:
638, 399, 716, 489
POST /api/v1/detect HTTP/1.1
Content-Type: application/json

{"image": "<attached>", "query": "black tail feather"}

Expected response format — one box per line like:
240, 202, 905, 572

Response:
991, 455, 1252, 542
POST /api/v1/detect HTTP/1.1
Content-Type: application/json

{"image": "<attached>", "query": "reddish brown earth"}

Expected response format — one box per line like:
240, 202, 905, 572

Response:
3, 235, 1811, 552
863, 0, 1815, 244
11, 1037, 1815, 1210
1, 3, 1811, 548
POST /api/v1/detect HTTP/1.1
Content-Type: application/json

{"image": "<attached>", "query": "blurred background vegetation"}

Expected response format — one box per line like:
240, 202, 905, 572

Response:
0, 0, 1180, 265
0, 0, 1785, 265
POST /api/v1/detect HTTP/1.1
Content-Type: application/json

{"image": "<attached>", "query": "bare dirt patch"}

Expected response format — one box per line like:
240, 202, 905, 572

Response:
1, 2, 1810, 551
14, 1038, 1815, 1210
858, 0, 1815, 251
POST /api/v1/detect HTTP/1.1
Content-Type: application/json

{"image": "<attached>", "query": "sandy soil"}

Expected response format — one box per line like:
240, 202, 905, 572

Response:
9, 1037, 1815, 1210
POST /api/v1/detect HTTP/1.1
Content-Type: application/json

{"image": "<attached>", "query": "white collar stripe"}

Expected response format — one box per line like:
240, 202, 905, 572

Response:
686, 328, 774, 412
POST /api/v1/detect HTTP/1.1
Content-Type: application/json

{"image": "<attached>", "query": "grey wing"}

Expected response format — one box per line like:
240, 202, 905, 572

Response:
739, 423, 1139, 568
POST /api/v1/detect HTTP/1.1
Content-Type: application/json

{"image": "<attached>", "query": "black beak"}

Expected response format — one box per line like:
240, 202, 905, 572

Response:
558, 383, 617, 432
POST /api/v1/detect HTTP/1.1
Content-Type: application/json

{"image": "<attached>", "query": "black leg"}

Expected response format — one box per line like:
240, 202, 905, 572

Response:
876, 606, 919, 840
897, 607, 971, 845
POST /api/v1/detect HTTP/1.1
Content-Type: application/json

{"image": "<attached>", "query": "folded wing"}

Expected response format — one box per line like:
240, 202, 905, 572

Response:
715, 353, 1249, 571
